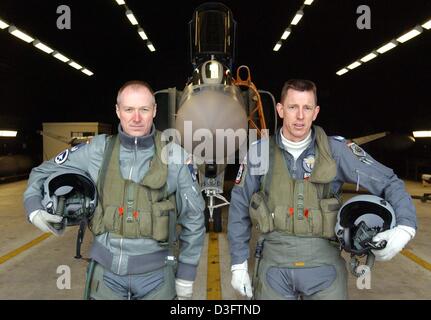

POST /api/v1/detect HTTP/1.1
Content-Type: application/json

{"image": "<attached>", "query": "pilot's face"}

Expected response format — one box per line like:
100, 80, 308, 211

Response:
116, 86, 157, 137
276, 89, 320, 142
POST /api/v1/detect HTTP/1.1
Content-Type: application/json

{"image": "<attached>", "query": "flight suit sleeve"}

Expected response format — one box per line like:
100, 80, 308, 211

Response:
227, 145, 264, 266
23, 135, 107, 218
171, 152, 206, 281
329, 138, 417, 229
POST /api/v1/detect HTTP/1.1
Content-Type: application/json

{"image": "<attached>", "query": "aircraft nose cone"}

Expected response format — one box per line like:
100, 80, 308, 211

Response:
176, 88, 248, 163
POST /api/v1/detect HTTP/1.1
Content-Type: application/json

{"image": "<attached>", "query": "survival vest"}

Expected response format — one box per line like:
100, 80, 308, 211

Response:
249, 126, 341, 239
89, 131, 175, 241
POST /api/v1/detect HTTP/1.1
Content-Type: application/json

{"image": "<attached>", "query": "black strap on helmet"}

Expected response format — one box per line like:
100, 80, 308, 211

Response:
346, 221, 388, 277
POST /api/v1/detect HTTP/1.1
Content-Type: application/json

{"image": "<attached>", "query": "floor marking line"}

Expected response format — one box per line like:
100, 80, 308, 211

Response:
0, 233, 52, 265
207, 231, 222, 300
401, 249, 431, 272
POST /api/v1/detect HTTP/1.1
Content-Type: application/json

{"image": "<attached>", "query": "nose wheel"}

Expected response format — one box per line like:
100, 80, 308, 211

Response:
204, 206, 222, 233
203, 190, 229, 233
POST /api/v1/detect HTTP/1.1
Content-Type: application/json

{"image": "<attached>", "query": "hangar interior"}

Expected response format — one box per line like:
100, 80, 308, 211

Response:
0, 0, 430, 300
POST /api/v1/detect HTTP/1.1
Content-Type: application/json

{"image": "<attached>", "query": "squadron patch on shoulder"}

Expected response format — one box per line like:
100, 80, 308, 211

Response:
347, 142, 374, 165
54, 149, 69, 165
347, 142, 366, 158
302, 154, 315, 173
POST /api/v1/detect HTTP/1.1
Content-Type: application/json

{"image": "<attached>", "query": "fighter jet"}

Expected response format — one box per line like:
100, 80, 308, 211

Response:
155, 3, 277, 232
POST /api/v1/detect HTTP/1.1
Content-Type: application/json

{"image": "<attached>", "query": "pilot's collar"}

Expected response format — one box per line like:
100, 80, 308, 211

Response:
118, 124, 155, 150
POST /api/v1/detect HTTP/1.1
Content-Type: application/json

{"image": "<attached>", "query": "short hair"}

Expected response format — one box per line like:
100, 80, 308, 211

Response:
280, 79, 317, 105
116, 80, 155, 105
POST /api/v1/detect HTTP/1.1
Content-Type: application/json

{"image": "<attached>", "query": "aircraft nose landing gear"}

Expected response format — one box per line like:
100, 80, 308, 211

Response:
204, 189, 229, 233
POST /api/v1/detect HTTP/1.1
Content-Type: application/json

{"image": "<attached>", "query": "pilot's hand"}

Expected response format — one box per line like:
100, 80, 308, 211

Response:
175, 278, 193, 300
29, 209, 65, 236
372, 225, 416, 261
231, 260, 253, 298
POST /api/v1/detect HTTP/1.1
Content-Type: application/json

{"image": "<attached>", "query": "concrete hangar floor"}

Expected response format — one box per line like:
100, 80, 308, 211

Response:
0, 179, 430, 300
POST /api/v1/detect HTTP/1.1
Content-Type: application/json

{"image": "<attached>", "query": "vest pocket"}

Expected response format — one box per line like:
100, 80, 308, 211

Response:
320, 198, 341, 239
102, 206, 122, 233
138, 210, 153, 237
249, 191, 273, 233
89, 205, 105, 235
151, 200, 175, 241
310, 209, 323, 236
273, 206, 293, 233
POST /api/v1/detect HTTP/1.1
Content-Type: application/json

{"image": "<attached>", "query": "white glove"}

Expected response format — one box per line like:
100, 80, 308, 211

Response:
372, 225, 416, 261
231, 260, 253, 298
175, 278, 193, 300
29, 209, 65, 236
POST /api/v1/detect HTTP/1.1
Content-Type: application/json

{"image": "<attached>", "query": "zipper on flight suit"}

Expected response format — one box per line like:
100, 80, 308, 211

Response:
354, 169, 382, 191
184, 192, 198, 213
126, 137, 138, 222
117, 237, 124, 274
128, 137, 138, 180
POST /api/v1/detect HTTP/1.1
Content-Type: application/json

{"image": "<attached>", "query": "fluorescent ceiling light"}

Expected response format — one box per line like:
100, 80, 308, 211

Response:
9, 26, 34, 43
147, 41, 156, 52
126, 10, 138, 25
33, 40, 54, 54
360, 52, 378, 63
0, 130, 17, 137
377, 40, 398, 54
273, 41, 282, 52
53, 51, 70, 63
304, 0, 314, 5
336, 68, 349, 76
422, 19, 431, 30
138, 27, 148, 40
347, 61, 362, 70
2, 22, 91, 77
81, 68, 94, 76
68, 61, 83, 70
281, 28, 291, 40
115, 0, 125, 5
413, 131, 431, 138
396, 26, 422, 43
0, 18, 9, 29
291, 10, 304, 25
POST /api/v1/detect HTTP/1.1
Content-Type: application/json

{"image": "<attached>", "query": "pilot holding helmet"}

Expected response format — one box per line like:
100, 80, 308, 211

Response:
24, 80, 205, 300
228, 79, 417, 300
